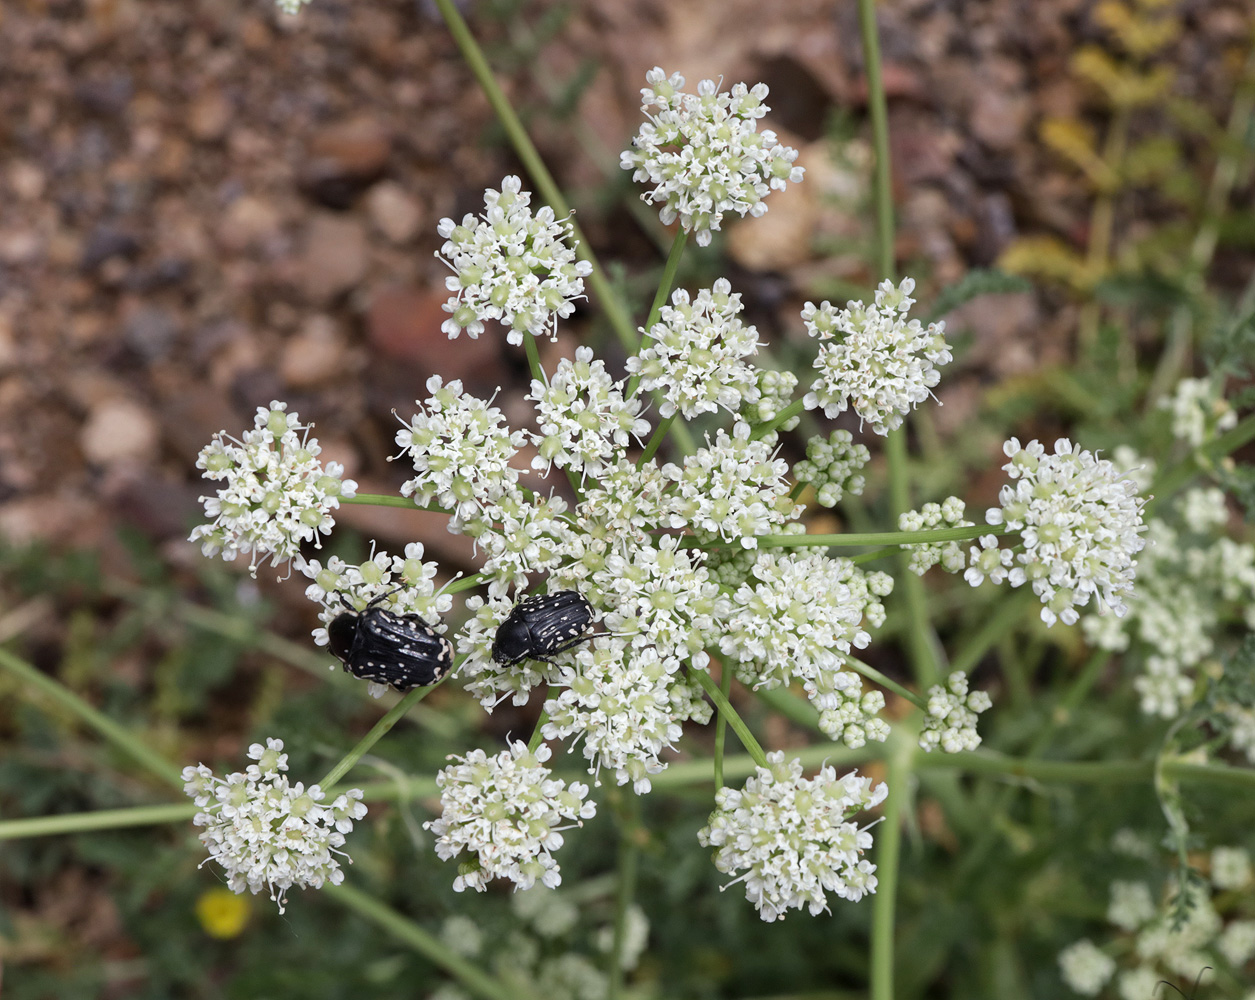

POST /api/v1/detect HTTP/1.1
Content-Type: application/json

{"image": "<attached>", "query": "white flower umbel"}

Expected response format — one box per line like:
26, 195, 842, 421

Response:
720, 553, 889, 749
793, 430, 870, 508
437, 175, 592, 345
662, 422, 800, 548
426, 741, 596, 893
190, 402, 357, 577
395, 376, 527, 520
1161, 376, 1237, 448
899, 497, 973, 575
476, 491, 578, 599
183, 738, 367, 913
803, 278, 952, 436
1210, 846, 1252, 891
543, 638, 710, 793
527, 347, 649, 477
596, 534, 726, 662
982, 438, 1147, 626
1107, 881, 1156, 932
918, 671, 992, 753
621, 68, 804, 247
698, 752, 887, 922
457, 594, 559, 710
298, 543, 452, 680
1058, 939, 1116, 996
625, 279, 761, 420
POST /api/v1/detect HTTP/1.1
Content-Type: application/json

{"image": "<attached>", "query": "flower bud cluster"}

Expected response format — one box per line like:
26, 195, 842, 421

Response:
918, 671, 992, 753
437, 175, 591, 345
621, 68, 803, 246
899, 496, 972, 574
183, 738, 366, 912
698, 752, 887, 922
190, 402, 356, 577
793, 430, 870, 507
803, 278, 951, 436
743, 368, 801, 438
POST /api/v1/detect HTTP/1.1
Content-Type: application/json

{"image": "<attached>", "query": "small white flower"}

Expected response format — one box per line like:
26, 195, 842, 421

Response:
802, 278, 951, 435
625, 279, 761, 420
395, 376, 527, 520
1219, 920, 1255, 966
475, 490, 578, 598
425, 741, 596, 892
437, 175, 591, 345
1210, 846, 1252, 890
527, 347, 649, 477
621, 68, 804, 246
981, 438, 1148, 626
793, 429, 869, 507
698, 752, 887, 921
1107, 881, 1155, 931
662, 422, 800, 547
1058, 939, 1116, 996
918, 671, 991, 753
1161, 376, 1237, 448
1117, 967, 1160, 1000
189, 402, 357, 577
183, 738, 367, 912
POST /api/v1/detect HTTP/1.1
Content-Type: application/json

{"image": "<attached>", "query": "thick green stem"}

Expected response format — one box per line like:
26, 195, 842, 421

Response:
750, 398, 806, 442
0, 648, 184, 790
0, 803, 197, 841
858, 0, 895, 282
329, 881, 534, 1000
527, 708, 550, 754
638, 414, 676, 466
341, 493, 452, 514
746, 523, 1012, 550
713, 663, 734, 790
870, 732, 912, 1000
846, 656, 927, 711
431, 0, 636, 354
688, 667, 768, 769
318, 678, 449, 789
627, 230, 688, 399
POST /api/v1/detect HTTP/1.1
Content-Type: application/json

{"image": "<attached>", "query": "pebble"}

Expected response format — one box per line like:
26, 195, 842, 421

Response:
80, 398, 161, 467
300, 214, 369, 303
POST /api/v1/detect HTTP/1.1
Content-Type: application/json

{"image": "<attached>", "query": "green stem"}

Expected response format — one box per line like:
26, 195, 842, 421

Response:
948, 590, 1037, 676
1144, 411, 1255, 517
846, 656, 927, 711
607, 796, 641, 1000
329, 881, 533, 1000
0, 647, 184, 790
0, 803, 197, 841
318, 679, 449, 789
688, 667, 767, 769
638, 413, 676, 466
341, 493, 452, 514
431, 0, 636, 354
870, 732, 912, 1000
443, 573, 488, 596
747, 523, 1012, 550
527, 708, 550, 753
750, 398, 806, 442
626, 230, 688, 399
857, 0, 895, 282
713, 663, 733, 790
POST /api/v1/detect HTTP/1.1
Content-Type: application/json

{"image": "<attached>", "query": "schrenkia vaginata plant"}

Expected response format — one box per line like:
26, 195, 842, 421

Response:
181, 54, 1163, 922
5, 2, 1255, 998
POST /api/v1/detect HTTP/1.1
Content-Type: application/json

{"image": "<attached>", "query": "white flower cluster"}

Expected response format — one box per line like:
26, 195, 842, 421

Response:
182, 738, 366, 912
542, 638, 710, 793
395, 375, 527, 521
793, 429, 870, 507
918, 671, 992, 753
620, 67, 804, 247
662, 423, 800, 547
980, 438, 1147, 626
1061, 852, 1255, 997
274, 0, 310, 13
190, 402, 356, 577
899, 496, 973, 575
425, 742, 596, 892
527, 347, 650, 477
296, 543, 452, 693
1161, 376, 1237, 448
625, 279, 761, 419
698, 752, 887, 922
1080, 487, 1255, 719
475, 491, 576, 597
803, 278, 952, 436
437, 175, 592, 345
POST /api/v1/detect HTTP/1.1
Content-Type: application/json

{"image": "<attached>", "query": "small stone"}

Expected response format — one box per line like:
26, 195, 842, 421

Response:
300, 214, 368, 303
280, 314, 347, 388
366, 181, 423, 244
8, 161, 46, 201
123, 304, 181, 360
80, 398, 160, 467
217, 196, 282, 252
300, 116, 391, 209
970, 90, 1031, 152
189, 90, 232, 142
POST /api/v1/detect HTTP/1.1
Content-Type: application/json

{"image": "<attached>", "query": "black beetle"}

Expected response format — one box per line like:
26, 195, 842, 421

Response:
491, 590, 596, 666
328, 589, 453, 691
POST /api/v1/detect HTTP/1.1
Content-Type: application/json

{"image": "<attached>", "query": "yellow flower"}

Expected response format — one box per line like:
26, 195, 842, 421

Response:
196, 887, 250, 939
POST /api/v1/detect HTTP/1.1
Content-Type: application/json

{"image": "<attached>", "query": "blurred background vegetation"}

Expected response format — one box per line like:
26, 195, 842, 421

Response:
1, 0, 1253, 997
